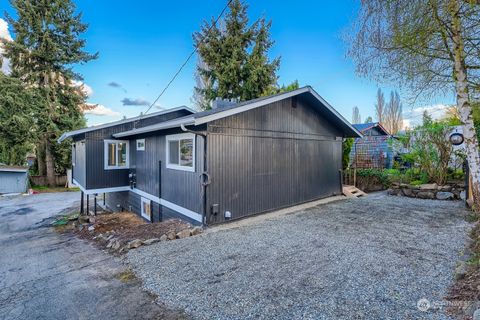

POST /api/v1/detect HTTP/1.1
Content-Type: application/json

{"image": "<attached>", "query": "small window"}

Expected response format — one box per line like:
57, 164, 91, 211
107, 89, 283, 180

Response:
136, 139, 145, 151
166, 133, 195, 172
104, 140, 129, 169
141, 197, 152, 221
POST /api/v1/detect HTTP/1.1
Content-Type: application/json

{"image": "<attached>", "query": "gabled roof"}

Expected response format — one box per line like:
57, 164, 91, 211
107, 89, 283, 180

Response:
352, 122, 390, 135
113, 86, 362, 138
58, 106, 195, 143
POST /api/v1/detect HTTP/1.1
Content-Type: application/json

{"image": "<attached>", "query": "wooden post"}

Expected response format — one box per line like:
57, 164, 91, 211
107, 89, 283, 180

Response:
80, 191, 84, 215
94, 194, 97, 216
353, 168, 357, 187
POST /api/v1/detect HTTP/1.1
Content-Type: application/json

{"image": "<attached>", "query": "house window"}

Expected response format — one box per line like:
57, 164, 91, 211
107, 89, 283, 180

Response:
104, 140, 129, 169
141, 197, 152, 221
166, 133, 195, 172
136, 139, 145, 151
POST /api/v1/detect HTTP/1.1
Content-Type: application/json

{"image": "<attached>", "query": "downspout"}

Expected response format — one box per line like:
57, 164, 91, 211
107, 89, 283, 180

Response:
181, 124, 209, 226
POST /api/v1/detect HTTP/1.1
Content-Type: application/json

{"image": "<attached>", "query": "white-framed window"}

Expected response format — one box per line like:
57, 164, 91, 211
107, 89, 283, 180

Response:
141, 197, 152, 221
104, 139, 129, 170
166, 133, 195, 172
136, 139, 145, 151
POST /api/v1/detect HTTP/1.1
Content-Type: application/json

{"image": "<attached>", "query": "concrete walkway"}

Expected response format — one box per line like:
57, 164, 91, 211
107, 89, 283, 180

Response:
0, 192, 186, 320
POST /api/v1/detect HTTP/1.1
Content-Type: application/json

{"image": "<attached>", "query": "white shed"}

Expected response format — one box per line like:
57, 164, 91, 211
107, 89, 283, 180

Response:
0, 166, 29, 194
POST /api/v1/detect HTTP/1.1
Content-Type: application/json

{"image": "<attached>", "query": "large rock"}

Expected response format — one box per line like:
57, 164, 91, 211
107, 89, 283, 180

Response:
112, 240, 121, 251
419, 183, 438, 190
159, 234, 168, 241
438, 185, 452, 192
176, 229, 192, 239
455, 261, 468, 280
191, 227, 203, 236
417, 191, 435, 199
166, 231, 176, 240
436, 191, 454, 200
143, 238, 159, 245
402, 188, 414, 197
460, 190, 466, 200
127, 239, 143, 249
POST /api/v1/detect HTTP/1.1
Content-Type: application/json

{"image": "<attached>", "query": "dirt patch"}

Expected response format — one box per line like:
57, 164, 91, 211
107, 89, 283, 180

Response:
446, 221, 480, 319
56, 211, 197, 254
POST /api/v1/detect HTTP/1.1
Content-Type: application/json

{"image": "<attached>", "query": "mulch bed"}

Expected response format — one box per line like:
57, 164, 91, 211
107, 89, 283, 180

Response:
446, 221, 480, 319
56, 211, 194, 254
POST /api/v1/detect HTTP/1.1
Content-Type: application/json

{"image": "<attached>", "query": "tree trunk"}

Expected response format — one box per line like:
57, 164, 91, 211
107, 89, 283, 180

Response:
37, 139, 46, 176
450, 0, 480, 210
45, 139, 56, 187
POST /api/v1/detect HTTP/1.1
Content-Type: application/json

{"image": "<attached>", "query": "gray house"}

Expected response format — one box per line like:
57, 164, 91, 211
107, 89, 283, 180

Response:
59, 86, 361, 225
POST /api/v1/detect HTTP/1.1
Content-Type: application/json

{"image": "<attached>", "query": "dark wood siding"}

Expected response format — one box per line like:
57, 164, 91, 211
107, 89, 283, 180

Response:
206, 97, 343, 224
84, 110, 190, 189
132, 132, 204, 215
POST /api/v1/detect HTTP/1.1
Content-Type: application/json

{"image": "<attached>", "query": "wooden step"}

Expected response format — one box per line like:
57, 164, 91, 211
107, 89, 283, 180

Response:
342, 185, 367, 198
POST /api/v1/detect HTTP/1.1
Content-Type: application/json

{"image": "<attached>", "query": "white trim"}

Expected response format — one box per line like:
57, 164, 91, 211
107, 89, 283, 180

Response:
136, 139, 145, 151
112, 86, 362, 139
71, 182, 203, 223
104, 139, 130, 170
160, 198, 203, 222
72, 179, 130, 195
0, 168, 29, 173
131, 187, 161, 203
194, 87, 310, 125
58, 106, 195, 142
140, 197, 152, 221
165, 133, 195, 172
113, 117, 195, 138
130, 188, 202, 222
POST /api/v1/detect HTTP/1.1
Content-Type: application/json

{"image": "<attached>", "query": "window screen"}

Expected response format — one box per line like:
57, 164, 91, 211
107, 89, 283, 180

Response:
117, 142, 127, 167
169, 140, 179, 165
108, 143, 116, 166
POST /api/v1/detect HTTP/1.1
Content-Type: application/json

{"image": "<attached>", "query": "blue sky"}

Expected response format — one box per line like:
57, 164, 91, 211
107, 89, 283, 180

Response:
0, 0, 454, 127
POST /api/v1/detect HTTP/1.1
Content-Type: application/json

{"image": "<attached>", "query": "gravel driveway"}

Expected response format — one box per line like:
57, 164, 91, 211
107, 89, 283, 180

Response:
128, 192, 471, 319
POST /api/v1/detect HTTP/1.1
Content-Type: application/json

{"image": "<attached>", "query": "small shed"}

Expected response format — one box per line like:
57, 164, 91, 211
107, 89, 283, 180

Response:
0, 166, 29, 194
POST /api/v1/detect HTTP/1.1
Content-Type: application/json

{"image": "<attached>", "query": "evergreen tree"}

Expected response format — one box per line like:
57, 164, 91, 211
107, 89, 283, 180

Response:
193, 0, 280, 110
4, 0, 97, 186
0, 73, 43, 165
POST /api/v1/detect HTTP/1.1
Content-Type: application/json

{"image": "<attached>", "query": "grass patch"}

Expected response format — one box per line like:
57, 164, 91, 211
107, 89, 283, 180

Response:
32, 186, 80, 193
115, 269, 136, 282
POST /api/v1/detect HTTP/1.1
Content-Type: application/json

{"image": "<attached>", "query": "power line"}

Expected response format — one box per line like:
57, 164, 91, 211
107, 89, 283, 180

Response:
140, 0, 233, 117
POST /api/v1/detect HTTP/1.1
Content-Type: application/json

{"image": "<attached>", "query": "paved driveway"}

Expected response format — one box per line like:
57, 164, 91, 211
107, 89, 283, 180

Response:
0, 192, 186, 320
128, 193, 471, 319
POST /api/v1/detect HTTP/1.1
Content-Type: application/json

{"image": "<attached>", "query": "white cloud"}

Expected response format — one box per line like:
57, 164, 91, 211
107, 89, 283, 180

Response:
403, 104, 451, 128
0, 18, 12, 75
83, 104, 121, 117
0, 18, 12, 41
72, 80, 93, 97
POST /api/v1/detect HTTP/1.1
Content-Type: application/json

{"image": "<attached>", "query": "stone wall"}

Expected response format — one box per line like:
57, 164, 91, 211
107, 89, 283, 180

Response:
387, 182, 466, 200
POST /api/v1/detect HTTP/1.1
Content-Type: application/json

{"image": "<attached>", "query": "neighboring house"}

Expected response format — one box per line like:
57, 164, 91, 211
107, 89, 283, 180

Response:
0, 166, 29, 194
350, 122, 394, 169
59, 86, 361, 225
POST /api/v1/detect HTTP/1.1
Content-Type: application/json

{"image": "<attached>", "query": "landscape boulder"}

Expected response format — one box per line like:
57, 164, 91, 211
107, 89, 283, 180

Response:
416, 191, 435, 199
143, 238, 160, 245
436, 191, 454, 200
176, 229, 191, 239
127, 239, 143, 249
419, 183, 438, 190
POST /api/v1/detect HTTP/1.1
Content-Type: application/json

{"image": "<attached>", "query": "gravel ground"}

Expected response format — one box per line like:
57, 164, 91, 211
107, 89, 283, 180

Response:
128, 192, 471, 319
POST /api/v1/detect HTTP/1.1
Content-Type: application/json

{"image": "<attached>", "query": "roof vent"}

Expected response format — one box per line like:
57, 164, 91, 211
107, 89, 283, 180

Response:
211, 97, 238, 109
